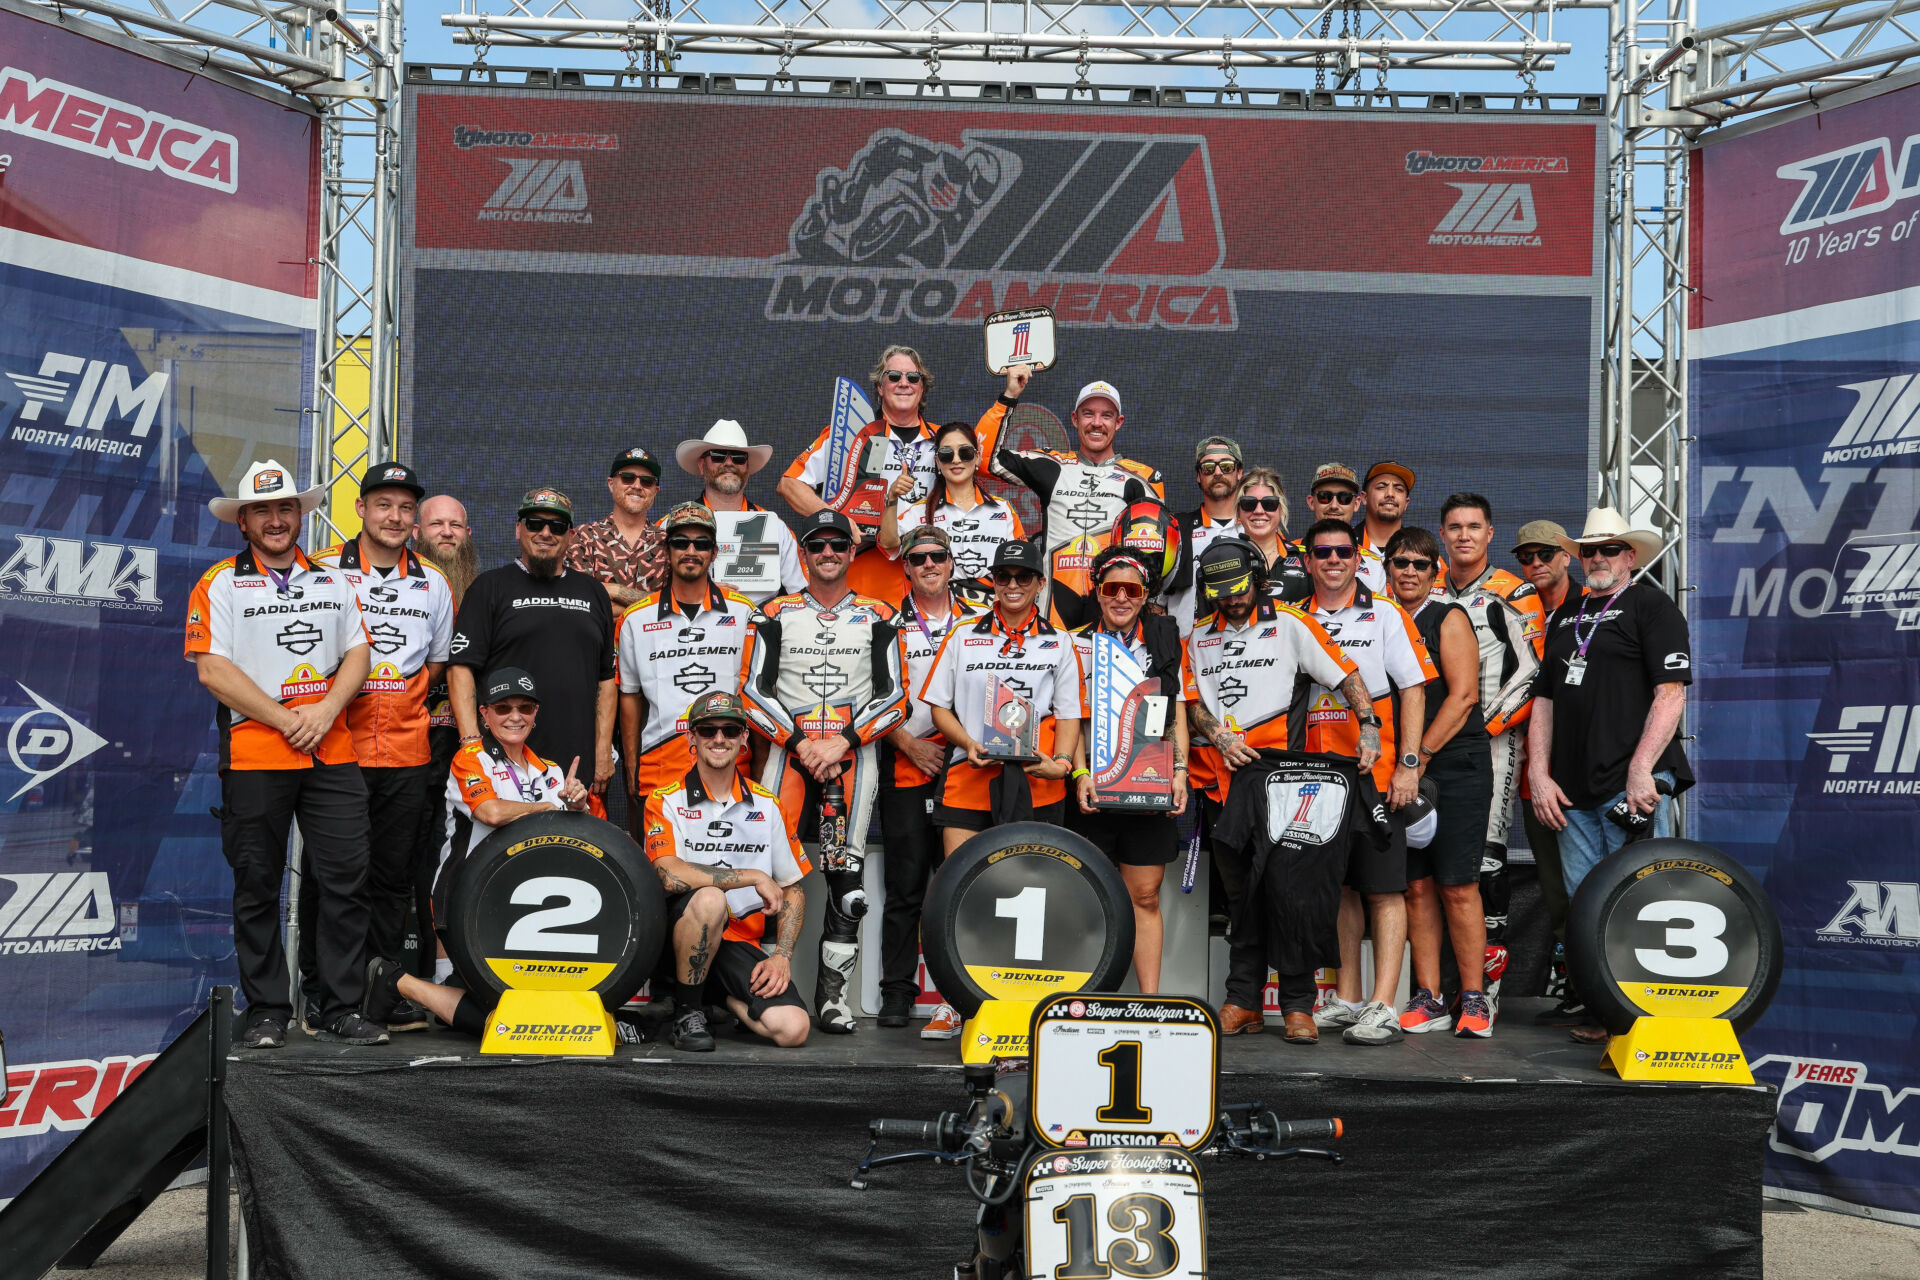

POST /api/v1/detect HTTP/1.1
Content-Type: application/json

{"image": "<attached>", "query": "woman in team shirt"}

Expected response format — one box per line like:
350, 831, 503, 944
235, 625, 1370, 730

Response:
879, 422, 1025, 600
1233, 466, 1312, 606
1067, 547, 1189, 993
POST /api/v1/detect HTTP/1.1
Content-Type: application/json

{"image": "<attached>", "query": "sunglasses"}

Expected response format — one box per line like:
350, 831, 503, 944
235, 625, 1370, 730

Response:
1313, 489, 1358, 504
705, 449, 750, 466
993, 568, 1039, 586
1579, 542, 1632, 560
668, 535, 717, 552
882, 370, 925, 384
936, 445, 977, 463
1098, 580, 1147, 601
1309, 544, 1357, 560
1515, 547, 1561, 566
906, 549, 951, 566
1238, 495, 1282, 513
1197, 459, 1240, 476
692, 723, 747, 740
1389, 556, 1435, 572
804, 537, 853, 554
521, 516, 571, 535
615, 471, 658, 487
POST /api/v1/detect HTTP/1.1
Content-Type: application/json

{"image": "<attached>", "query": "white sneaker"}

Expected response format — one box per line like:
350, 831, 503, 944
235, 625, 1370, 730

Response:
1342, 1000, 1405, 1047
1313, 990, 1361, 1028
921, 1003, 964, 1040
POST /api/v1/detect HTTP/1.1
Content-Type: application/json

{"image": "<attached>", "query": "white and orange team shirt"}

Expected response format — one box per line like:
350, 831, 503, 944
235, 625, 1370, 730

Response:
919, 610, 1085, 809
892, 590, 982, 787
184, 546, 370, 771
782, 400, 1016, 527
1300, 583, 1438, 790
442, 738, 567, 875
616, 583, 755, 794
643, 770, 810, 944
314, 538, 453, 768
1182, 597, 1356, 801
891, 485, 1026, 589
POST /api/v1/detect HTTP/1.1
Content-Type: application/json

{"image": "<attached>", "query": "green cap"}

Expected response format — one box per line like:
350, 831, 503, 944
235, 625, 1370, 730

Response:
517, 486, 574, 521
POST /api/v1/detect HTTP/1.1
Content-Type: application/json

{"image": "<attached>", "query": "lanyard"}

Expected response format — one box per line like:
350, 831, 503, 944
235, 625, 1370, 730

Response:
1571, 586, 1627, 659
500, 753, 539, 802
910, 594, 955, 651
262, 562, 295, 597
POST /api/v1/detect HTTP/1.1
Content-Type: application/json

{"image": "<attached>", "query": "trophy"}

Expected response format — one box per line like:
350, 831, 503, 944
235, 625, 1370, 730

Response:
1089, 633, 1174, 811
981, 675, 1041, 762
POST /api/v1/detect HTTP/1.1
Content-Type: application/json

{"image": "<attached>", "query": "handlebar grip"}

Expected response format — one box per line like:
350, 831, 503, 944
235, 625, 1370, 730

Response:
870, 1118, 942, 1144
1271, 1117, 1343, 1144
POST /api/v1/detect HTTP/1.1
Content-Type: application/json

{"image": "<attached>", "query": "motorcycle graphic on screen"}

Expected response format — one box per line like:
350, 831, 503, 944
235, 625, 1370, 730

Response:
789, 132, 1013, 269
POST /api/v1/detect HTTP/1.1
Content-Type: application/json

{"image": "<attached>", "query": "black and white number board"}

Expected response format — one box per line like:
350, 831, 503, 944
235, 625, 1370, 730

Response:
1024, 1147, 1205, 1279
1029, 993, 1220, 1152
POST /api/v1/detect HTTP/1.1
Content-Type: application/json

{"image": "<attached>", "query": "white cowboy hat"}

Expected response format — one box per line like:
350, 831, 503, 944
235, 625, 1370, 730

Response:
674, 419, 774, 477
208, 458, 326, 524
1556, 506, 1663, 564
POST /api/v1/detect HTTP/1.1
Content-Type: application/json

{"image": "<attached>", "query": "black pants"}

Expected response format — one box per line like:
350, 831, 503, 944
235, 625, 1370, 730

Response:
300, 762, 430, 999
1203, 794, 1268, 1013
879, 772, 941, 1004
411, 727, 460, 975
219, 763, 371, 1023
1268, 967, 1316, 1018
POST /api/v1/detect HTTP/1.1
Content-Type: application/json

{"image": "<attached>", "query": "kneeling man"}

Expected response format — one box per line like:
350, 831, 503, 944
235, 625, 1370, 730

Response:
642, 691, 812, 1052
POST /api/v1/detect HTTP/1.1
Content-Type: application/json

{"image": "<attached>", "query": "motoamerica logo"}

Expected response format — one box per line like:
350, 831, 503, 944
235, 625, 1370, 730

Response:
1752, 1054, 1920, 1165
1817, 880, 1920, 946
766, 129, 1234, 330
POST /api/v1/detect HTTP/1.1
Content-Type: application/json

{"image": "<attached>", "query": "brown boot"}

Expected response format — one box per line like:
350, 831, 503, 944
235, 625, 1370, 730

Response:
1282, 1012, 1319, 1044
1220, 1003, 1265, 1035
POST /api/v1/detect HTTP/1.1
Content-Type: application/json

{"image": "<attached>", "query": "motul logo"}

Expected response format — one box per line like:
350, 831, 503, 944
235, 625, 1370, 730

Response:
0, 872, 121, 953
0, 66, 236, 193
1429, 184, 1540, 246
1818, 881, 1920, 945
479, 158, 591, 224
1822, 376, 1920, 463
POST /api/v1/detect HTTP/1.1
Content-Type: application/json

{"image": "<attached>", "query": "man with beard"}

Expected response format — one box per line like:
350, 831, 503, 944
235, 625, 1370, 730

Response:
740, 509, 909, 1034
448, 488, 617, 812
1156, 435, 1246, 637
1354, 461, 1415, 591
312, 464, 452, 1030
411, 493, 475, 982
674, 420, 805, 608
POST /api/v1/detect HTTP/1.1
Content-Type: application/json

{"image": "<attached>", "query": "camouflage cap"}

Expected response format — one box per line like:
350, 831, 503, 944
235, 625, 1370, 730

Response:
686, 690, 748, 726
662, 501, 718, 534
516, 487, 574, 521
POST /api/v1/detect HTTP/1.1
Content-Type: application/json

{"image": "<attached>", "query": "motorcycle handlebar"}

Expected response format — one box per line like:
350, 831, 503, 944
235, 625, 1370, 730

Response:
1265, 1117, 1343, 1144
870, 1118, 943, 1144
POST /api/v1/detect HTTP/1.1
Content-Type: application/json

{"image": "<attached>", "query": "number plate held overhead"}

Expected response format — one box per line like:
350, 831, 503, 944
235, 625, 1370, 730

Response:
985, 306, 1056, 374
1028, 992, 1220, 1152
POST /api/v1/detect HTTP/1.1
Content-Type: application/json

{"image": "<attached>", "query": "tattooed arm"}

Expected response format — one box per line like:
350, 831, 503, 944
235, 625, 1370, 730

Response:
1188, 699, 1257, 768
652, 857, 784, 914
1336, 671, 1382, 774
752, 885, 805, 998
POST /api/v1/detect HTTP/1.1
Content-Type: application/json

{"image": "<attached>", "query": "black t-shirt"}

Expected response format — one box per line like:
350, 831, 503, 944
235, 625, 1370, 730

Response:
450, 563, 615, 774
1536, 580, 1693, 808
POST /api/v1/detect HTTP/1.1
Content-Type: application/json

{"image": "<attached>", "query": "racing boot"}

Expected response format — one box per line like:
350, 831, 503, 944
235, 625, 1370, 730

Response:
1483, 943, 1510, 1018
1545, 941, 1569, 1002
816, 940, 859, 1034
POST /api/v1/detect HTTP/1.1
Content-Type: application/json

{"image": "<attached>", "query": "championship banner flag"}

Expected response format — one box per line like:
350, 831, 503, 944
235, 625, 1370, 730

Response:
1690, 70, 1920, 1224
1089, 633, 1172, 810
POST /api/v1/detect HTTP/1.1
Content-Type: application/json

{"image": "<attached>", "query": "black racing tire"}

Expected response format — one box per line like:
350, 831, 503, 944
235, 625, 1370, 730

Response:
442, 810, 666, 1010
921, 821, 1136, 1018
1567, 837, 1784, 1036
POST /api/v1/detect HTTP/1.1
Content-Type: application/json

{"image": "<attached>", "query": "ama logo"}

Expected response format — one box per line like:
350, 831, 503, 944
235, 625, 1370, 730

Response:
769, 128, 1232, 331
1776, 136, 1920, 235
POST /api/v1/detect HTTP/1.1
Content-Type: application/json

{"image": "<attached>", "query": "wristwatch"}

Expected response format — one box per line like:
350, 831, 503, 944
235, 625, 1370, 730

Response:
1355, 712, 1382, 728
1400, 752, 1420, 769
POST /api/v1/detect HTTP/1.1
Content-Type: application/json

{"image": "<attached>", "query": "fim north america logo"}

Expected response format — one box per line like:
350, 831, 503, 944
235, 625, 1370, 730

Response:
768, 129, 1234, 330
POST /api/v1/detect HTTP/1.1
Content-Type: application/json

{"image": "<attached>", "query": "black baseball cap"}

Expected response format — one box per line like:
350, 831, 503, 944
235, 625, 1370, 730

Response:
360, 462, 424, 501
992, 538, 1045, 575
483, 667, 540, 705
801, 509, 856, 545
1197, 537, 1260, 599
610, 447, 661, 479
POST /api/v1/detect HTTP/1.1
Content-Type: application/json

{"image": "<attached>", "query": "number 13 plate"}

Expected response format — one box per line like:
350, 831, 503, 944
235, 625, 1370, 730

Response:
1029, 993, 1219, 1151
1025, 1148, 1206, 1278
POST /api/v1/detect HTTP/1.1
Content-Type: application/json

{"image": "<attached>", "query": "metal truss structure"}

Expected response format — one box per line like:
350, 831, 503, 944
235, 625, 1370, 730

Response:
21, 0, 402, 545
32, 0, 1920, 574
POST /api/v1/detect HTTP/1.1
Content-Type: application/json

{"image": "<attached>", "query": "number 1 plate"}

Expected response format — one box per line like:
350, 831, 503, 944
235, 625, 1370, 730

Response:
1024, 1148, 1205, 1278
1029, 993, 1219, 1151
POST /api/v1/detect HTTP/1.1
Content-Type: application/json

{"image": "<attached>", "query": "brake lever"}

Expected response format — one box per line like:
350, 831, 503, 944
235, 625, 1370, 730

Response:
1227, 1144, 1343, 1164
850, 1144, 975, 1190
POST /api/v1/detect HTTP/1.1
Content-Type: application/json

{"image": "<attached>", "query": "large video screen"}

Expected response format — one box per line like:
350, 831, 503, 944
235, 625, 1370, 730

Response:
400, 85, 1602, 557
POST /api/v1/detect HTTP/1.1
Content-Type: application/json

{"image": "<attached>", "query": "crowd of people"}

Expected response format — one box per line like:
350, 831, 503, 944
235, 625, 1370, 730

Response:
186, 345, 1693, 1054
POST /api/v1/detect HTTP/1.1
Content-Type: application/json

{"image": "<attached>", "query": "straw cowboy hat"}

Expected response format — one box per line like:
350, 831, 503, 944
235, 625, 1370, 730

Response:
1556, 506, 1663, 564
208, 459, 326, 524
675, 419, 774, 477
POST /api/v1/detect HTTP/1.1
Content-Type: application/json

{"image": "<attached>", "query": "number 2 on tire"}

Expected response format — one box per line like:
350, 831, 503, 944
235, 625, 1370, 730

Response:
504, 876, 601, 954
1052, 1192, 1181, 1279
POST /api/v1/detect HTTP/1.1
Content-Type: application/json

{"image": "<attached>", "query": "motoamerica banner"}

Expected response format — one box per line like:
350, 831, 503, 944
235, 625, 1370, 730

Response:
1691, 73, 1920, 1224
398, 86, 1604, 556
0, 1, 318, 1199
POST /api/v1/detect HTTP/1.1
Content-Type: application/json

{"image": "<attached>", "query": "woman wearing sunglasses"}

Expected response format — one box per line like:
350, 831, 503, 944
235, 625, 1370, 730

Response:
1231, 466, 1312, 607
1067, 546, 1189, 993
878, 421, 1025, 601
1382, 526, 1497, 1039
